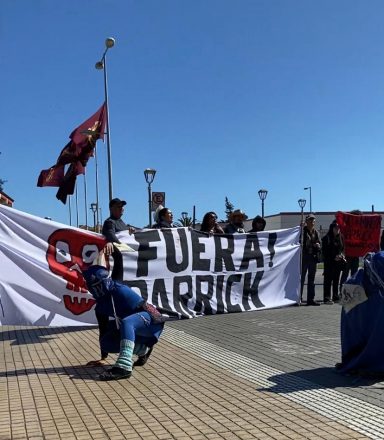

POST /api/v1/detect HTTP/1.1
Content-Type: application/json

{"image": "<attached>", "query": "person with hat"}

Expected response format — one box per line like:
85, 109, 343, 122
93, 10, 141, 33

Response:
224, 209, 248, 234
102, 198, 134, 282
83, 265, 165, 381
301, 214, 322, 306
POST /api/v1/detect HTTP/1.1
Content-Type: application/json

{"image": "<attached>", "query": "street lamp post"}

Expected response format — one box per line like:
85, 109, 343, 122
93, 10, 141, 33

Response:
258, 189, 268, 218
298, 198, 306, 223
144, 168, 157, 227
95, 37, 115, 202
304, 186, 312, 213
90, 203, 98, 232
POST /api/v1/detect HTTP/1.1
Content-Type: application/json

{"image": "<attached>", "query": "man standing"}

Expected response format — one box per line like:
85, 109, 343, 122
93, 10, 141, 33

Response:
301, 214, 321, 306
102, 198, 133, 282
224, 209, 247, 233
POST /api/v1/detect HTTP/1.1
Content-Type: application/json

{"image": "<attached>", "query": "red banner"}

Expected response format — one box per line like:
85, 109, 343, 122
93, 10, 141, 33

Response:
335, 211, 381, 257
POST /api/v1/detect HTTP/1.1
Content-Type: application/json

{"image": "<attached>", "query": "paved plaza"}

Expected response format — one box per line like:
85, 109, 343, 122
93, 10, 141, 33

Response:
1, 277, 384, 440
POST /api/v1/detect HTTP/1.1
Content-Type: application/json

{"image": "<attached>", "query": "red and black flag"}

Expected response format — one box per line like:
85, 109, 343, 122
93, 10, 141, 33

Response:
37, 103, 107, 204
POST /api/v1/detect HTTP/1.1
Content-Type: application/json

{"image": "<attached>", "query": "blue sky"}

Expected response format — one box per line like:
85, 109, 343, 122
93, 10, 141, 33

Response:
1, 0, 384, 227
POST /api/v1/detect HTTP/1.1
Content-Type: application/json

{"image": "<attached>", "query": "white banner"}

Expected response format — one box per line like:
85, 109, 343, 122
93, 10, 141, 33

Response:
0, 205, 300, 326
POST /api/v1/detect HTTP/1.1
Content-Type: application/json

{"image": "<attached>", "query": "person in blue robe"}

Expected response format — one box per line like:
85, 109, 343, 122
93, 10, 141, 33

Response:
337, 251, 384, 375
83, 265, 165, 381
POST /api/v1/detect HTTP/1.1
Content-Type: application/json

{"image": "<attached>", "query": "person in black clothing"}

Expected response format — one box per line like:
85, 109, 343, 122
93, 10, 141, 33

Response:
200, 212, 224, 234
322, 220, 346, 304
224, 209, 247, 234
301, 214, 321, 306
153, 207, 175, 229
248, 215, 266, 232
102, 198, 134, 283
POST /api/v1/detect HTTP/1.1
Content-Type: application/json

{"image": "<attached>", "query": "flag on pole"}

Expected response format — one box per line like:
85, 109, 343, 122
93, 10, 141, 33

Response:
37, 103, 107, 203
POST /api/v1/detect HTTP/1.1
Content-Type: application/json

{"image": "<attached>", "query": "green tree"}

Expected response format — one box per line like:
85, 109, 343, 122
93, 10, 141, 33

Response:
0, 179, 6, 192
175, 215, 193, 227
225, 197, 234, 220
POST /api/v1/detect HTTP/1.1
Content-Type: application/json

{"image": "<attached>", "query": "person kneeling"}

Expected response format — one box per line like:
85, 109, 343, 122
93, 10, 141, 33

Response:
83, 265, 165, 381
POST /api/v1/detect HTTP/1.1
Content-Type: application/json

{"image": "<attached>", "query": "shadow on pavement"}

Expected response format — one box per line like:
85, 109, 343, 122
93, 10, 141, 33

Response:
261, 367, 384, 393
0, 326, 96, 345
0, 364, 104, 381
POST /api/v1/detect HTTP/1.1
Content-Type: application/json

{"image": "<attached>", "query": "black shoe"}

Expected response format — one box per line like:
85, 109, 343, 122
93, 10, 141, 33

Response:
133, 347, 153, 367
99, 366, 132, 381
333, 296, 340, 303
307, 300, 321, 306
324, 299, 334, 305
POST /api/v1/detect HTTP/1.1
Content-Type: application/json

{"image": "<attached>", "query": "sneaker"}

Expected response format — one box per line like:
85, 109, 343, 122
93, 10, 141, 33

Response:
133, 347, 153, 367
324, 300, 334, 305
307, 300, 321, 306
99, 366, 132, 381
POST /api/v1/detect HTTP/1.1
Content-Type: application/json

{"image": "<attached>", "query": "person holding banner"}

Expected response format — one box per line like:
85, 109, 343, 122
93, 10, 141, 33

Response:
224, 209, 247, 234
200, 212, 224, 234
249, 215, 266, 233
300, 214, 321, 306
153, 207, 175, 229
83, 265, 165, 381
102, 198, 135, 282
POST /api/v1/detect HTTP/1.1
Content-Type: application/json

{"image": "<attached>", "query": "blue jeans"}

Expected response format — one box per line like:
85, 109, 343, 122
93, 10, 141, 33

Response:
100, 312, 163, 354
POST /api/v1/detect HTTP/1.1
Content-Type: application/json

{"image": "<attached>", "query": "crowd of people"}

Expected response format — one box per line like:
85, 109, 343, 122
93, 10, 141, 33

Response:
300, 213, 361, 306
84, 198, 269, 381
85, 197, 375, 379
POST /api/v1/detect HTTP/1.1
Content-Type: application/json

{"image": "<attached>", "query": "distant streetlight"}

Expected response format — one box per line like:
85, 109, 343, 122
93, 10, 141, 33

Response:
144, 168, 157, 227
258, 189, 268, 218
304, 187, 312, 213
90, 202, 98, 231
298, 199, 306, 223
95, 37, 115, 202
181, 212, 188, 220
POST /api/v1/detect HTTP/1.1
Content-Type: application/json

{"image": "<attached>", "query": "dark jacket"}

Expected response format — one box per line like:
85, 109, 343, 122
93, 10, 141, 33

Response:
302, 226, 321, 259
321, 233, 344, 264
102, 216, 127, 243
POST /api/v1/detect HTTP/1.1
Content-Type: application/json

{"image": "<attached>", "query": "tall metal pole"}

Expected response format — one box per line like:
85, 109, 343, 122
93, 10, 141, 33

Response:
148, 183, 152, 227
96, 37, 115, 203
75, 184, 79, 227
304, 187, 312, 213
83, 172, 88, 230
261, 200, 265, 218
68, 196, 72, 226
94, 146, 100, 231
103, 55, 113, 202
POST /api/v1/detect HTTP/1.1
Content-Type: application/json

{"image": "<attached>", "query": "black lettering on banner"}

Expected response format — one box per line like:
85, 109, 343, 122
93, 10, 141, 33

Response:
240, 234, 264, 271
225, 274, 242, 313
267, 233, 277, 268
242, 272, 265, 310
151, 278, 172, 311
195, 275, 214, 315
191, 231, 210, 271
214, 235, 235, 272
215, 275, 225, 314
173, 276, 194, 318
135, 230, 161, 277
123, 280, 148, 302
163, 229, 189, 273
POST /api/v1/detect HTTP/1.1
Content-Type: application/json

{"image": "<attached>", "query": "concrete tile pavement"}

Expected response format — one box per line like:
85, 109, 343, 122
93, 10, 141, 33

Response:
0, 297, 381, 440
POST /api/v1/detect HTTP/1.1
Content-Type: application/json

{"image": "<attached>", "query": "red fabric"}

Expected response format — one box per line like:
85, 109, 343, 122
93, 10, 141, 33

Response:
335, 211, 381, 257
37, 103, 107, 204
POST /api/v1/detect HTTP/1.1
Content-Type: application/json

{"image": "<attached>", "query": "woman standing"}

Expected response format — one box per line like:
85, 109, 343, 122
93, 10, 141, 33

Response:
322, 221, 346, 304
200, 212, 224, 234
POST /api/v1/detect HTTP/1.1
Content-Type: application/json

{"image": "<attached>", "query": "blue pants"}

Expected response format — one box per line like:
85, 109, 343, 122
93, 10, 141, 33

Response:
100, 312, 163, 354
